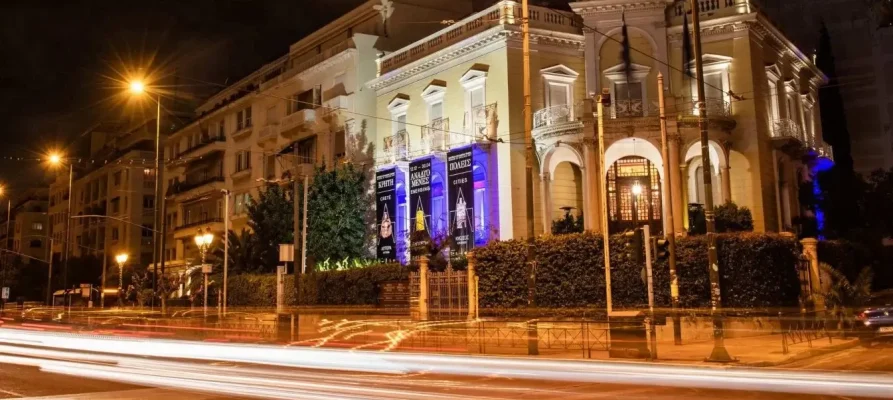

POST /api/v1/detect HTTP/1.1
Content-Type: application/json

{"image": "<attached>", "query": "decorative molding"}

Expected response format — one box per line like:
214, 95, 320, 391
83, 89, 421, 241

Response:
572, 1, 669, 17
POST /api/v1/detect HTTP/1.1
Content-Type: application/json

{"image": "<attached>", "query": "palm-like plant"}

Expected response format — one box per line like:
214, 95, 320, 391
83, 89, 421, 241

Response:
821, 263, 873, 330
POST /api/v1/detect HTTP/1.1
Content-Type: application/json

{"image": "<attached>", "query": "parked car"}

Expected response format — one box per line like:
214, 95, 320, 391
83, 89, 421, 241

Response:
855, 290, 893, 346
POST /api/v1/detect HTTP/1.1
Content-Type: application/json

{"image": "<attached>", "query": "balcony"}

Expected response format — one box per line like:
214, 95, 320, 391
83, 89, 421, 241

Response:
770, 119, 803, 142
670, 0, 747, 25
231, 123, 254, 139
173, 217, 224, 240
379, 3, 579, 74
676, 98, 736, 131
168, 135, 226, 166
462, 103, 498, 145
384, 130, 409, 163
258, 123, 280, 143
320, 94, 352, 116
817, 142, 834, 160
281, 108, 316, 135
259, 39, 354, 92
422, 118, 450, 153
167, 175, 225, 200
532, 105, 584, 142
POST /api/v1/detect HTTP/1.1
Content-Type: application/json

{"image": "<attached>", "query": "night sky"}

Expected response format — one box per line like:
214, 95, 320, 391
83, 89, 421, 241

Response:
0, 0, 373, 190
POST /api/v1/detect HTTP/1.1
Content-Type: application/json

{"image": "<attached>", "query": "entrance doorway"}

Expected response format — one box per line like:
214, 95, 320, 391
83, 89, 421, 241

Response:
607, 156, 663, 234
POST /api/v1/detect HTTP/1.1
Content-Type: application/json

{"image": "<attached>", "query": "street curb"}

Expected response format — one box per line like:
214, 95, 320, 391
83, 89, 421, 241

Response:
740, 339, 860, 367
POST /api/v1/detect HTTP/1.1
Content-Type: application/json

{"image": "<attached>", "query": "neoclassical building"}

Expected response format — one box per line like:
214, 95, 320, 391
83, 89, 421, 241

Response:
368, 0, 831, 259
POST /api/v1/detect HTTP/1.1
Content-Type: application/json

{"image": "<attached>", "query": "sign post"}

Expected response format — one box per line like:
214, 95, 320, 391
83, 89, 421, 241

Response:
643, 225, 657, 360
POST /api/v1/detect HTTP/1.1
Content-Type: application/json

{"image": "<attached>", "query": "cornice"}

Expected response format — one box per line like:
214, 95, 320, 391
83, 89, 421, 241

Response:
572, 1, 670, 17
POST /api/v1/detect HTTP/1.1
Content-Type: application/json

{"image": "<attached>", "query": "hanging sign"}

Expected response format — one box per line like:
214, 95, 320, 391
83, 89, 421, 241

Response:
447, 147, 474, 259
376, 168, 398, 260
409, 158, 432, 260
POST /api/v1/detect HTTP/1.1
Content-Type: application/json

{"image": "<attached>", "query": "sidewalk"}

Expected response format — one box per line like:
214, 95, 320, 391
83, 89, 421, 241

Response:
645, 334, 860, 366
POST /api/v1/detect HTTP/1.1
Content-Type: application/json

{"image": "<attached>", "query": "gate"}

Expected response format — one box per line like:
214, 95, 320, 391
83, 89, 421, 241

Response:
410, 265, 469, 320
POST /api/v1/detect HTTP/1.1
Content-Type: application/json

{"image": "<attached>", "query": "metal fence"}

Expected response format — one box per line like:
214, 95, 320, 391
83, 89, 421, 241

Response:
779, 312, 832, 354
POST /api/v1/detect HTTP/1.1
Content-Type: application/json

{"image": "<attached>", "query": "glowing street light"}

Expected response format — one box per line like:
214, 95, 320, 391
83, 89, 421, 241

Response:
48, 153, 62, 166
129, 81, 145, 94
115, 253, 128, 307
195, 228, 214, 315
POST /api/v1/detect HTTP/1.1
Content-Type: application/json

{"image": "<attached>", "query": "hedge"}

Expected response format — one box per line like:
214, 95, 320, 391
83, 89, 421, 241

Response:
475, 232, 801, 310
225, 274, 294, 307
296, 263, 406, 306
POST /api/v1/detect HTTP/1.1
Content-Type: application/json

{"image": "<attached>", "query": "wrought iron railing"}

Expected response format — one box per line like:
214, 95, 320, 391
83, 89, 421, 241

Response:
679, 98, 732, 118
771, 118, 803, 141
168, 175, 225, 196
422, 118, 450, 153
177, 217, 224, 231
533, 104, 572, 129
817, 142, 834, 159
384, 129, 409, 162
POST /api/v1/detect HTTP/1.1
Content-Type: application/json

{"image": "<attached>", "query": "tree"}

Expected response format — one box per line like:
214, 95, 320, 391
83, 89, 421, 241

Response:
211, 228, 261, 275
306, 162, 370, 267
247, 185, 294, 272
822, 263, 873, 330
816, 21, 853, 172
714, 202, 754, 233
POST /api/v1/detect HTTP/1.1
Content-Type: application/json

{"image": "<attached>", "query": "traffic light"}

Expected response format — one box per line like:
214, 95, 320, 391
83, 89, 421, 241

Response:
620, 228, 644, 263
653, 237, 670, 260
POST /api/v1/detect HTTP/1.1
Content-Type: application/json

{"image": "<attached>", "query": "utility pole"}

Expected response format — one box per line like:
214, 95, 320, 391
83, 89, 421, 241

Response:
657, 73, 682, 345
643, 224, 656, 359
63, 163, 73, 297
691, 0, 732, 362
293, 147, 301, 273
301, 173, 309, 274
46, 238, 54, 306
521, 0, 536, 307
152, 95, 162, 309
100, 250, 107, 308
597, 90, 612, 315
222, 189, 229, 315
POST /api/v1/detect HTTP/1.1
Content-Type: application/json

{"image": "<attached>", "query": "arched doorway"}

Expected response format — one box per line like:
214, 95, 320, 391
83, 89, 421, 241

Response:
552, 161, 584, 223
607, 156, 663, 234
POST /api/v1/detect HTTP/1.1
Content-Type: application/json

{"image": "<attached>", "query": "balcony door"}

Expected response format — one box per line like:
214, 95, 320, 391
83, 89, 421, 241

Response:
606, 156, 663, 234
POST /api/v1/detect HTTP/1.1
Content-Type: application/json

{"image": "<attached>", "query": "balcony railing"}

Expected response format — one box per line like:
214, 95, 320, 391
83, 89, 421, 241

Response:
168, 175, 225, 196
281, 108, 316, 132
534, 105, 572, 129
771, 119, 804, 142
463, 103, 498, 143
422, 118, 450, 153
175, 134, 226, 160
817, 142, 834, 159
379, 3, 578, 74
177, 217, 224, 232
258, 123, 280, 141
679, 98, 732, 118
384, 129, 409, 163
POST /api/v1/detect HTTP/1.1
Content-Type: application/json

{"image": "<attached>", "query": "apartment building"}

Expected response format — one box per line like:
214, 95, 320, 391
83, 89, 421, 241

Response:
0, 189, 49, 264
48, 119, 167, 269
368, 0, 832, 260
160, 0, 474, 273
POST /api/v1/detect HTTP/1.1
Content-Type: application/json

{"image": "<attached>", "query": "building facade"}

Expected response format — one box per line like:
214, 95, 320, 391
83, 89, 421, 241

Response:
367, 0, 832, 260
48, 120, 163, 269
0, 189, 49, 264
160, 0, 474, 273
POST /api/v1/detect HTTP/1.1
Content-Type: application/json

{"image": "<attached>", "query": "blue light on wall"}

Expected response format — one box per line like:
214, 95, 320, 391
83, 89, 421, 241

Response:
472, 144, 490, 246
811, 154, 834, 239
395, 167, 409, 265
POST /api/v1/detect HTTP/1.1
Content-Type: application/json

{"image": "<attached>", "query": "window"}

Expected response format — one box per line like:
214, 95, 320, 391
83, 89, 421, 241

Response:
541, 64, 579, 114
218, 120, 226, 137
604, 62, 650, 117
30, 239, 41, 248
31, 222, 43, 231
289, 88, 319, 114
237, 107, 252, 130
111, 197, 120, 214
768, 79, 780, 120
297, 138, 316, 164
111, 227, 119, 241
688, 55, 732, 111
395, 114, 407, 133
236, 150, 252, 172
143, 195, 155, 209
234, 192, 252, 215
144, 168, 156, 189
142, 225, 153, 238
429, 101, 443, 123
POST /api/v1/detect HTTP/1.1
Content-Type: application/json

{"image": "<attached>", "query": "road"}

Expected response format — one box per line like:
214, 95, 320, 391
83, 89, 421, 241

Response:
1, 326, 892, 399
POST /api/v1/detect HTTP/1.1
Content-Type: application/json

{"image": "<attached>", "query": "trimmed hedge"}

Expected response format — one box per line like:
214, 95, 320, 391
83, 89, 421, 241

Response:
296, 263, 406, 306
225, 274, 295, 307
475, 232, 801, 310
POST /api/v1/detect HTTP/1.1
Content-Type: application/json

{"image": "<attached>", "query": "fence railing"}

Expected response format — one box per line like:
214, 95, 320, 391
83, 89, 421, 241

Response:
383, 129, 409, 163
533, 104, 573, 129
421, 118, 450, 153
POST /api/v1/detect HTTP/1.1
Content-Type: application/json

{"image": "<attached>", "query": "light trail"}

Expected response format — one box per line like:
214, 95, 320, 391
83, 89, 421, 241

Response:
0, 328, 892, 398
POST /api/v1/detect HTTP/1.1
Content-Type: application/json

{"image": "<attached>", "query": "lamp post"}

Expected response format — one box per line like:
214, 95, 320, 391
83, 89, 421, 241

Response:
194, 228, 214, 315
47, 153, 74, 303
115, 253, 128, 307
128, 80, 164, 308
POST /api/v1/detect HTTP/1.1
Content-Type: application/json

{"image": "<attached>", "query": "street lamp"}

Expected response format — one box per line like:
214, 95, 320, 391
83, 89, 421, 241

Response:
194, 228, 214, 315
115, 253, 128, 307
128, 79, 163, 307
47, 152, 74, 305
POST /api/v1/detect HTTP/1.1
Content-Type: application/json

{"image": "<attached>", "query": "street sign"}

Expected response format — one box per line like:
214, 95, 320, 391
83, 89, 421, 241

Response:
202, 264, 213, 274
1, 287, 8, 300
279, 244, 294, 262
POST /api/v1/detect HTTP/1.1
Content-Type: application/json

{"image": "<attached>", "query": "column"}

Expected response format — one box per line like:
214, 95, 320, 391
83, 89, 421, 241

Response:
668, 135, 685, 234
540, 172, 552, 235
800, 238, 824, 311
582, 138, 599, 232
419, 256, 429, 320
467, 251, 478, 320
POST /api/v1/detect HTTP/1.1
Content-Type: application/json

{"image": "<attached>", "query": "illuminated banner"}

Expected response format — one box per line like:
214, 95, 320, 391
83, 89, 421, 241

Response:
376, 168, 397, 260
409, 158, 432, 260
447, 147, 474, 259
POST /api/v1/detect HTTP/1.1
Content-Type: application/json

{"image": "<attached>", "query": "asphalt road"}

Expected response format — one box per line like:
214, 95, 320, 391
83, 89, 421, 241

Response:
784, 342, 893, 372
2, 351, 893, 400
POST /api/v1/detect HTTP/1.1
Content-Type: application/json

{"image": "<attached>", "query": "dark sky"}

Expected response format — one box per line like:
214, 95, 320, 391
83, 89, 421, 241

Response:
0, 0, 370, 189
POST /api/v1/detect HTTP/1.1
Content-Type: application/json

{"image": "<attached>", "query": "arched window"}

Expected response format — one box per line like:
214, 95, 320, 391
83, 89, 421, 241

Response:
606, 156, 662, 234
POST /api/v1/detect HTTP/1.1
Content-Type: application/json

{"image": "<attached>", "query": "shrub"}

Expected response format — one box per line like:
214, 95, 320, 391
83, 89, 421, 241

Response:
297, 263, 405, 305
818, 240, 873, 284
474, 232, 801, 311
226, 274, 278, 307
714, 202, 754, 232
551, 211, 584, 235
